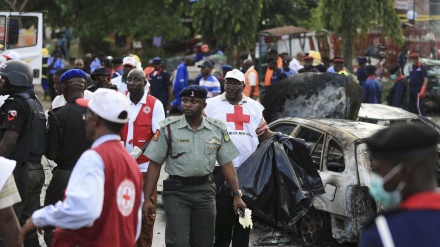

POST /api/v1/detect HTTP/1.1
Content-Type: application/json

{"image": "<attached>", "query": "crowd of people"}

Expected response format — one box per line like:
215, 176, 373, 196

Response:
0, 40, 435, 247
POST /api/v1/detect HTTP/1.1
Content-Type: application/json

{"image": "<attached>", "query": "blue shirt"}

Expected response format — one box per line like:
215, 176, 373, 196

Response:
409, 63, 428, 93
271, 69, 288, 85
194, 74, 203, 85
90, 58, 101, 73
281, 68, 296, 76
47, 57, 65, 75
148, 69, 171, 106
387, 77, 407, 108
362, 77, 382, 103
357, 66, 367, 85
171, 62, 189, 110
326, 66, 336, 73
199, 75, 221, 98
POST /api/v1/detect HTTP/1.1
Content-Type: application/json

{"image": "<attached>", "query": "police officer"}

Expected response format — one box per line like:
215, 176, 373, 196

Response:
147, 57, 172, 115
143, 85, 246, 246
44, 69, 94, 245
359, 124, 440, 247
88, 66, 117, 92
387, 64, 408, 109
0, 60, 46, 247
408, 53, 428, 116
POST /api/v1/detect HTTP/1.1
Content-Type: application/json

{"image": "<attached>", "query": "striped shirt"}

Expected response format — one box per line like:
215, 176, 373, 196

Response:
0, 175, 21, 209
199, 75, 221, 98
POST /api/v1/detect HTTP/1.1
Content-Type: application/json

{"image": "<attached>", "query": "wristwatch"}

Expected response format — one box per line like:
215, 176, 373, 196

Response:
231, 190, 242, 197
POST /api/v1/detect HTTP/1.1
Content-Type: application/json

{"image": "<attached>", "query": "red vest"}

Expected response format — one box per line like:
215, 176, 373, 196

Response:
51, 140, 143, 247
120, 94, 157, 164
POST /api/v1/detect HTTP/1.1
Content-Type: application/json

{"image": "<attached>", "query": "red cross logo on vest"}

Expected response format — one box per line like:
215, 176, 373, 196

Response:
226, 105, 250, 130
117, 179, 136, 216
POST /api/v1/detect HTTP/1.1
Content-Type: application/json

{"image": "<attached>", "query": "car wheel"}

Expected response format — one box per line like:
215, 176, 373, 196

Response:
300, 208, 332, 246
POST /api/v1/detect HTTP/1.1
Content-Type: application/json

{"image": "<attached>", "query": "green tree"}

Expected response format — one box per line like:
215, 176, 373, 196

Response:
260, 0, 318, 30
192, 0, 263, 65
310, 0, 402, 69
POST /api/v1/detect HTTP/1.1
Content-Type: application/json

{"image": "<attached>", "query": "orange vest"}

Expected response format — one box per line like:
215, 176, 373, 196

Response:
244, 67, 259, 97
264, 57, 283, 86
120, 94, 157, 164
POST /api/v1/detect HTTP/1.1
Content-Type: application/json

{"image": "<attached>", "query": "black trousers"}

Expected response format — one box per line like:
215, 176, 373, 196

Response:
213, 167, 249, 247
408, 93, 425, 116
8, 162, 45, 247
43, 169, 73, 247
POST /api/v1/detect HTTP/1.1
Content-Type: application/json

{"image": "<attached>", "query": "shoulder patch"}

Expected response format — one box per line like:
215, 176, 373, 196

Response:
205, 117, 226, 130
159, 116, 181, 128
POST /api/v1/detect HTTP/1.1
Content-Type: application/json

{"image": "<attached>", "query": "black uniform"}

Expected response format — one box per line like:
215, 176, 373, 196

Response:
43, 97, 93, 245
0, 89, 46, 247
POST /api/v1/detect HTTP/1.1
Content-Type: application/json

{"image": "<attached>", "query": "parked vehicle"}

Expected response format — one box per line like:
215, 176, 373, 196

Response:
269, 117, 385, 245
0, 12, 43, 85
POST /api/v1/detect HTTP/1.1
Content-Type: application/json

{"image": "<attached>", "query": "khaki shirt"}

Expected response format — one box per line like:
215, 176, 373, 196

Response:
145, 116, 240, 177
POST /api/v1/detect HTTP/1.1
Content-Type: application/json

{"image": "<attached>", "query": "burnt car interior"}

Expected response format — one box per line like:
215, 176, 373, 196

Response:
296, 127, 324, 170
327, 139, 345, 173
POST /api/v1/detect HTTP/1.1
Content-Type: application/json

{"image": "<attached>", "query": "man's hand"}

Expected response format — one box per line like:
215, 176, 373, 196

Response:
18, 218, 37, 246
419, 84, 427, 98
143, 200, 155, 216
233, 196, 247, 213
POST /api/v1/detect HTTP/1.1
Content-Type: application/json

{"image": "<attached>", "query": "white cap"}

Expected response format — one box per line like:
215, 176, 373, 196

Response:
2, 50, 20, 60
123, 56, 137, 67
225, 69, 245, 83
76, 88, 130, 123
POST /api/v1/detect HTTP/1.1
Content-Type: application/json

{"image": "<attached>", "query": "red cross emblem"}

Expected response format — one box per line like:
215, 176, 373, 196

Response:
226, 105, 250, 130
122, 188, 131, 206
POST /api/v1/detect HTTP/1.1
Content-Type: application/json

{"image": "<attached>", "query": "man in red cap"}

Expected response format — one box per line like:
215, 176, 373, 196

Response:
334, 57, 348, 75
408, 53, 428, 116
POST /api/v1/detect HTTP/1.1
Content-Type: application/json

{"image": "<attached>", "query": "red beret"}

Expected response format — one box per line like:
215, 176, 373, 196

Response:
409, 53, 419, 58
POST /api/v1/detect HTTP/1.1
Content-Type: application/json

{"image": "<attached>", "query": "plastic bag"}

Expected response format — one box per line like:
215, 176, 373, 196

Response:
222, 135, 324, 229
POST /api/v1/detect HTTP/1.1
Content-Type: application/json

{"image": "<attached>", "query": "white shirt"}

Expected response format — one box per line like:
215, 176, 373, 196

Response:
111, 75, 151, 96
32, 134, 142, 240
125, 93, 165, 172
205, 93, 265, 167
407, 10, 418, 20
51, 90, 94, 109
246, 66, 257, 86
289, 58, 303, 73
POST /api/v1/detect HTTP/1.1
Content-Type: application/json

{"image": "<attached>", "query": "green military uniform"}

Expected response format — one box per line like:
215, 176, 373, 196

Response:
145, 115, 240, 247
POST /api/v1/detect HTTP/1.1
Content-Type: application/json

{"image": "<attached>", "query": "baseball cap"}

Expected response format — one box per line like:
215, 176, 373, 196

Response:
123, 56, 137, 67
198, 60, 214, 68
152, 57, 162, 64
76, 88, 130, 124
225, 69, 245, 83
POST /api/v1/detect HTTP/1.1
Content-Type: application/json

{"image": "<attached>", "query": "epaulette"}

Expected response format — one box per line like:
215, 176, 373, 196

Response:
205, 117, 226, 130
362, 209, 403, 229
159, 116, 181, 128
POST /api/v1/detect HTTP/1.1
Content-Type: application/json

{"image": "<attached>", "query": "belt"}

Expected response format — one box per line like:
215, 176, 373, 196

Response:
169, 174, 211, 186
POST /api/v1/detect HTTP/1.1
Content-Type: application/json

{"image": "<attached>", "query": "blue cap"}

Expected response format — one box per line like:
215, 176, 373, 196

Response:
197, 60, 214, 68
221, 64, 233, 71
152, 57, 162, 64
179, 85, 208, 99
60, 69, 87, 83
357, 57, 367, 64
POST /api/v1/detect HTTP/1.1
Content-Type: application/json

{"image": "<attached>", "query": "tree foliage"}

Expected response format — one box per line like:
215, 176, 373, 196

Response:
310, 0, 402, 67
260, 0, 318, 30
192, 0, 263, 54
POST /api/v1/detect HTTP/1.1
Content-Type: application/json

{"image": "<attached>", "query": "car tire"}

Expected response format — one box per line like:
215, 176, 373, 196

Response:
299, 207, 333, 246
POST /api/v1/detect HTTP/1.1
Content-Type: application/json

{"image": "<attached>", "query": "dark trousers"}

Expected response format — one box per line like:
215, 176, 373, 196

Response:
11, 162, 45, 247
137, 172, 157, 247
213, 167, 249, 247
42, 169, 72, 247
163, 179, 216, 247
408, 93, 425, 116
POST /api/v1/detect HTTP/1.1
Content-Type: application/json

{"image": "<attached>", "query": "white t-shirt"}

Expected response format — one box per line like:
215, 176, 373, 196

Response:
289, 58, 303, 72
125, 93, 165, 172
205, 93, 265, 167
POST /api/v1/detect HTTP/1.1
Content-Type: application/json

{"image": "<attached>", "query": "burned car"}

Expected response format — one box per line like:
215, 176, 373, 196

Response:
269, 117, 385, 245
358, 103, 440, 131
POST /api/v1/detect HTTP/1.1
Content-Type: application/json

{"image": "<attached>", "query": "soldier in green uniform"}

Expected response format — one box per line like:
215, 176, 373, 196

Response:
143, 85, 246, 247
